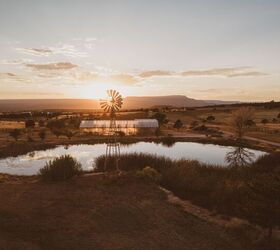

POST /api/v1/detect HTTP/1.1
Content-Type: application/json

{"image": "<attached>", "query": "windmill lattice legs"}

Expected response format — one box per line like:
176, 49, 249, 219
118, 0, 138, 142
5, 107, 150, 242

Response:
104, 119, 120, 171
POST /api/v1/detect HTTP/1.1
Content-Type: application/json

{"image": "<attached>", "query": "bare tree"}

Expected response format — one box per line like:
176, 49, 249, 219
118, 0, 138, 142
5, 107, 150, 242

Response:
231, 107, 254, 139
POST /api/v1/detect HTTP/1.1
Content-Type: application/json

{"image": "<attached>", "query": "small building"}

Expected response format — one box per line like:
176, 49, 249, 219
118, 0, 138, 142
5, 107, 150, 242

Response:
80, 119, 159, 135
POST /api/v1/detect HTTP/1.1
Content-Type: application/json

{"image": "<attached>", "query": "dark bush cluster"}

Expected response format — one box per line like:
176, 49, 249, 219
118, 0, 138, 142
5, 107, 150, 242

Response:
39, 155, 82, 181
25, 119, 35, 128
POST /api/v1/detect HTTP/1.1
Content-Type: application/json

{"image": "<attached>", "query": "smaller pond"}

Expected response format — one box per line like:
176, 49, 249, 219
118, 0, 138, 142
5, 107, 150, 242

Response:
0, 142, 266, 176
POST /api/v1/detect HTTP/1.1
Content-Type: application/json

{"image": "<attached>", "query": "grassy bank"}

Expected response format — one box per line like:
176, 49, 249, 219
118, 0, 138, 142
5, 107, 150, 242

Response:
95, 152, 280, 245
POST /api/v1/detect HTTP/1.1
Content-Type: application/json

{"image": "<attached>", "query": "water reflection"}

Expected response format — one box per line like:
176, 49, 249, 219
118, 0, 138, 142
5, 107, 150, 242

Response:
160, 137, 176, 148
0, 142, 266, 176
225, 147, 256, 167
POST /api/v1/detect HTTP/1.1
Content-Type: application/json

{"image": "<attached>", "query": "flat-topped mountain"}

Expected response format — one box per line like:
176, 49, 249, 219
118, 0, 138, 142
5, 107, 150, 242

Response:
0, 96, 237, 111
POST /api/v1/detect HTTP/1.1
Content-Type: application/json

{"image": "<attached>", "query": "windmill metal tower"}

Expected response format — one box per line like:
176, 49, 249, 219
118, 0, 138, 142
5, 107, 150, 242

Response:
100, 90, 123, 170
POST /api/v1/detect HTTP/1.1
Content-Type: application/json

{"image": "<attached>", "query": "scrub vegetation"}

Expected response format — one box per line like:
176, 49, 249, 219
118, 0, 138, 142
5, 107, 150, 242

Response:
95, 152, 280, 245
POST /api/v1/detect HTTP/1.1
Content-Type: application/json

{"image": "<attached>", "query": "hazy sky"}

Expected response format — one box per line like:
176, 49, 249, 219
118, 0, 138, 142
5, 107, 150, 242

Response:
0, 0, 279, 101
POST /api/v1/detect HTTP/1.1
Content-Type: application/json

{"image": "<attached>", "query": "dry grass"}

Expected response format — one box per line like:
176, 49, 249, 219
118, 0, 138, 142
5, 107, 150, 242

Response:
0, 121, 25, 129
0, 173, 264, 250
165, 107, 280, 142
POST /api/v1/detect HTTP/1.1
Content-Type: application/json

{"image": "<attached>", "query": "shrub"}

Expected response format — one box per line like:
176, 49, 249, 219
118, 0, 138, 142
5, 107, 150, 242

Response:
241, 174, 280, 242
38, 120, 45, 127
25, 119, 35, 128
9, 129, 21, 141
155, 128, 161, 137
161, 136, 176, 147
261, 118, 269, 124
116, 131, 125, 137
47, 119, 65, 130
173, 119, 183, 129
95, 153, 174, 172
190, 120, 199, 128
206, 115, 215, 122
244, 119, 255, 126
193, 125, 208, 132
61, 130, 75, 140
39, 155, 82, 181
136, 166, 161, 183
51, 128, 62, 138
27, 136, 34, 142
39, 130, 46, 141
151, 112, 168, 125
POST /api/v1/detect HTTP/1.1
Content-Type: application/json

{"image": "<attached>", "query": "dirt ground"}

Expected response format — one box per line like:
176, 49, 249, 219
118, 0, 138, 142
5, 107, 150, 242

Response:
0, 173, 262, 250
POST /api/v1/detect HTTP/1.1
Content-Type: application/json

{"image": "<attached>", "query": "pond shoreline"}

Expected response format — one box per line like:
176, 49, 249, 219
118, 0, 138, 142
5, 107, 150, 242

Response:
0, 136, 273, 161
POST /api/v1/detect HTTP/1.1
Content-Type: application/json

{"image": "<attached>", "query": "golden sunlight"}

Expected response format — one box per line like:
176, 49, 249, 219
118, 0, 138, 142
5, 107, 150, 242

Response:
72, 83, 131, 99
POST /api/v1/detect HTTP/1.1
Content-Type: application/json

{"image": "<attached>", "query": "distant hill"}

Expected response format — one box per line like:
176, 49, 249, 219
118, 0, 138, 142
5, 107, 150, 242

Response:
0, 96, 238, 111
0, 99, 100, 112
123, 95, 206, 109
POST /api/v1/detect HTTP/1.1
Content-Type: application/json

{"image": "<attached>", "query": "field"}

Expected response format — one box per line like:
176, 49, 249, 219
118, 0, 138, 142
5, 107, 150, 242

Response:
0, 173, 271, 250
0, 105, 279, 159
164, 106, 280, 143
0, 104, 279, 250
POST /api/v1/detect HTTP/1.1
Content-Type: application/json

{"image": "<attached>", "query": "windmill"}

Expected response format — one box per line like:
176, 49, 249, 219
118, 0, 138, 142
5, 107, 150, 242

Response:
100, 90, 123, 170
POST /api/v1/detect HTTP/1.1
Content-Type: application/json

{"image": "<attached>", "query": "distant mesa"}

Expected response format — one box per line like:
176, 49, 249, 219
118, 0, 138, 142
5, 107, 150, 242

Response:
0, 95, 238, 111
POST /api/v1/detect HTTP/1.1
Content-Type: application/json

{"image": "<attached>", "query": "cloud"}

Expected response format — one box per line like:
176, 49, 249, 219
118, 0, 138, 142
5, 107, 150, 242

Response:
50, 44, 88, 57
110, 74, 139, 85
0, 72, 17, 77
23, 62, 78, 80
137, 67, 267, 79
0, 59, 34, 65
84, 38, 97, 49
16, 48, 53, 56
181, 67, 267, 78
227, 71, 268, 77
0, 72, 31, 83
25, 62, 78, 71
139, 70, 172, 78
16, 45, 87, 58
72, 71, 98, 81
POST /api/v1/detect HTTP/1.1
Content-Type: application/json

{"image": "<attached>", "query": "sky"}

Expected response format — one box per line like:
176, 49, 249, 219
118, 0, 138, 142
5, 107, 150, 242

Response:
0, 0, 279, 101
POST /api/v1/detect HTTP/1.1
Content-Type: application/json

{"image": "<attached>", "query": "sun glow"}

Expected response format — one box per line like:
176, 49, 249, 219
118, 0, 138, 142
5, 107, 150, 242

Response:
71, 83, 131, 99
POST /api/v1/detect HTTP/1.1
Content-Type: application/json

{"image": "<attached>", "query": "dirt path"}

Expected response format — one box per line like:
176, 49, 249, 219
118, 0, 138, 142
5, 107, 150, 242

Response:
221, 130, 280, 147
160, 187, 247, 228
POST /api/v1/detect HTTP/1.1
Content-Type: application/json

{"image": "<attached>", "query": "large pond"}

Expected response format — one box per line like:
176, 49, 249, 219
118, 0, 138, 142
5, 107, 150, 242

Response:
0, 142, 266, 176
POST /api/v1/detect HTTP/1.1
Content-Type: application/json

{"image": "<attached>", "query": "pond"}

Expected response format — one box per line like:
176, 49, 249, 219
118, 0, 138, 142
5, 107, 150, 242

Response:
0, 142, 266, 175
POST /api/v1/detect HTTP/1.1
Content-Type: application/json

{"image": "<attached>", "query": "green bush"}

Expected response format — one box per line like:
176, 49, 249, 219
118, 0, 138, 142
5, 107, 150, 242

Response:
39, 155, 82, 181
136, 166, 161, 183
